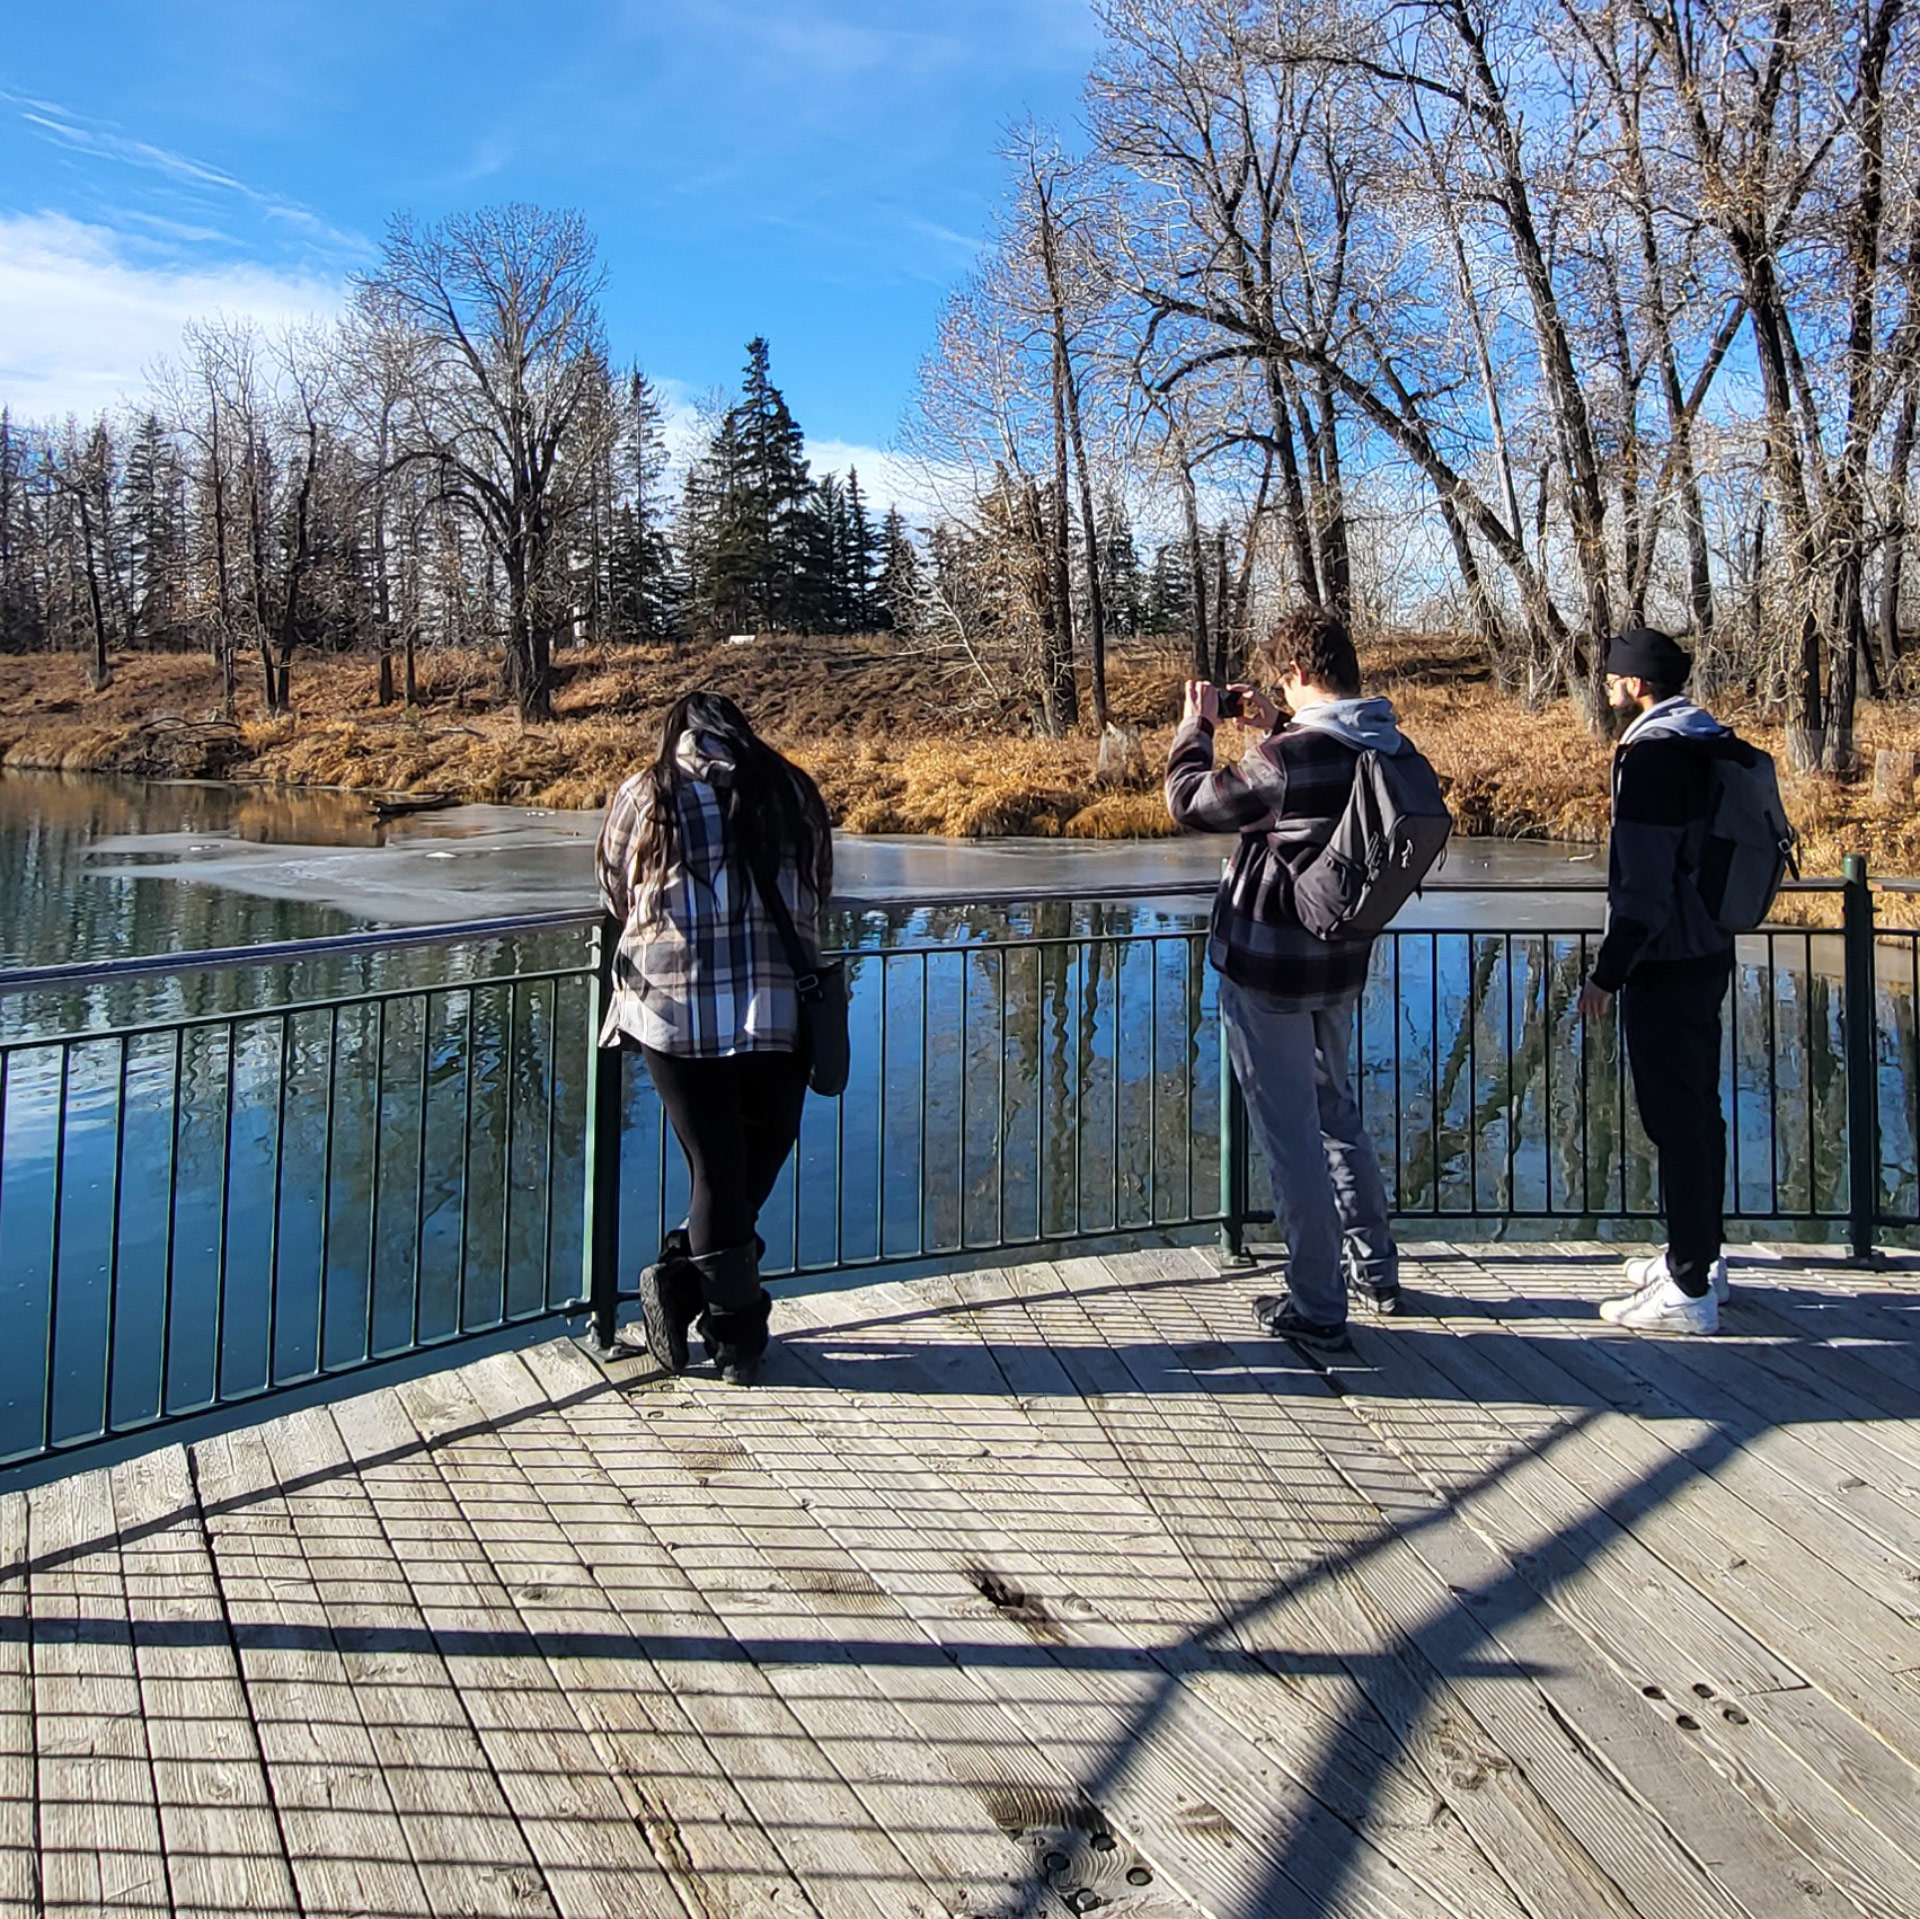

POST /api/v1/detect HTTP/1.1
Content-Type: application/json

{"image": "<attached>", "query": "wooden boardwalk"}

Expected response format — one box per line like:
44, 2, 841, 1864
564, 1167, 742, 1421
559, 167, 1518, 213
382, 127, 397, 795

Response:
6, 1242, 1920, 1919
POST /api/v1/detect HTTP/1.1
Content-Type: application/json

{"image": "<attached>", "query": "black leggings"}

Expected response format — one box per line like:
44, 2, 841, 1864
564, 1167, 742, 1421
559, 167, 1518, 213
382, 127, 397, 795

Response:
1621, 953, 1733, 1295
639, 1046, 809, 1257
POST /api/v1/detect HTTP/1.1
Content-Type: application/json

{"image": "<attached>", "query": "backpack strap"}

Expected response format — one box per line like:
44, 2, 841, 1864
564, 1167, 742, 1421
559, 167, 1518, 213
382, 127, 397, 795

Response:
740, 838, 825, 999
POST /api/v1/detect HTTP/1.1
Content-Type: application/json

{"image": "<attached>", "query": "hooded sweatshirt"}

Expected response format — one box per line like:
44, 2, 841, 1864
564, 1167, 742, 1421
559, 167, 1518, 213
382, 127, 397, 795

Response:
1166, 694, 1414, 1006
1591, 696, 1742, 990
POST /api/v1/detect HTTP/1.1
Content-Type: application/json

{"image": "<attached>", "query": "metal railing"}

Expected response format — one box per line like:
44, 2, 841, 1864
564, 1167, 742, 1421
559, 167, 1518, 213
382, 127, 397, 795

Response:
1, 863, 1914, 1480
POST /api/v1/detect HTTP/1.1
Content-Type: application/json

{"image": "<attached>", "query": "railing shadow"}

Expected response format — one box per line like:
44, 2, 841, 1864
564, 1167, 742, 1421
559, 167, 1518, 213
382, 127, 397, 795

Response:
5, 1255, 1919, 1918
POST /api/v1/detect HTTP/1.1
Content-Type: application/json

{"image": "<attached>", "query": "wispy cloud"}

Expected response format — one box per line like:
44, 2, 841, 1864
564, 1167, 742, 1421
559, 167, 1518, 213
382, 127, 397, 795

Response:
4, 91, 368, 261
0, 212, 345, 419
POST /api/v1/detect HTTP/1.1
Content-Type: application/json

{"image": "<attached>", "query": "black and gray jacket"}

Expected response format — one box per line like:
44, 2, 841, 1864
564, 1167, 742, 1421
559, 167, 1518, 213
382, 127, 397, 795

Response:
1591, 698, 1745, 991
1166, 695, 1410, 1008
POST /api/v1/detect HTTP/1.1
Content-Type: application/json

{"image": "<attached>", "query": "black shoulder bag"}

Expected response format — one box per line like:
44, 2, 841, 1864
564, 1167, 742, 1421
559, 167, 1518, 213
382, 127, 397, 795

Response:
742, 844, 850, 1097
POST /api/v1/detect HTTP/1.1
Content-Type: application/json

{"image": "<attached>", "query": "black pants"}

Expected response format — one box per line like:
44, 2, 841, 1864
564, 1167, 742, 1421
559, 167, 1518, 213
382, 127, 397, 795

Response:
1620, 953, 1732, 1296
639, 1046, 809, 1258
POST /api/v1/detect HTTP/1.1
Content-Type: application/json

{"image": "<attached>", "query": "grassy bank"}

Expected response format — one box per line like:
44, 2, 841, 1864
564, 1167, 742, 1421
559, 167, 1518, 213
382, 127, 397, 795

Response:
3, 633, 1915, 889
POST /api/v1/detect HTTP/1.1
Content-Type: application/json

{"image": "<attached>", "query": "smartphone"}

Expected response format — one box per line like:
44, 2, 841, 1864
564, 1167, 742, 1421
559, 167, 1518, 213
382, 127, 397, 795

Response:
1214, 685, 1245, 721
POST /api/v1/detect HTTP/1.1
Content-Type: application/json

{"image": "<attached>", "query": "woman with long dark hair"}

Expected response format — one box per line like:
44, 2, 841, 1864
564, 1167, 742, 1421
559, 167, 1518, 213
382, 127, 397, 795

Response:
596, 690, 832, 1384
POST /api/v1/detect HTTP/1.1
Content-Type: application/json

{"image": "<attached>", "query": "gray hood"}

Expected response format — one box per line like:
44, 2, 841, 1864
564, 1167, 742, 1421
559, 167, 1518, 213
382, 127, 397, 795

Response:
1619, 697, 1728, 746
1285, 695, 1409, 754
675, 729, 738, 786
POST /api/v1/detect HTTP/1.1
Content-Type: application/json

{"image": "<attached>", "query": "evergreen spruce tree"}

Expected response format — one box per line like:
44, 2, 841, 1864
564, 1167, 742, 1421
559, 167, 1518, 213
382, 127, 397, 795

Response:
1145, 541, 1191, 636
809, 472, 850, 632
679, 339, 817, 636
609, 369, 677, 640
844, 468, 878, 630
123, 412, 186, 646
0, 411, 43, 651
1097, 491, 1143, 639
874, 507, 920, 635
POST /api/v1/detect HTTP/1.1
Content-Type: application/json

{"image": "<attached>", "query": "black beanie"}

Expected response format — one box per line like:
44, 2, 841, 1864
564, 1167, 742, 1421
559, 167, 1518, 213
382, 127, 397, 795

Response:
1604, 627, 1691, 683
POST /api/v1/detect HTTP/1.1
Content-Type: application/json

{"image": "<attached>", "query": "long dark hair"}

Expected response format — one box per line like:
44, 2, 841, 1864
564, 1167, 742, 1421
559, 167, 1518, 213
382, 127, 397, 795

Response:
630, 691, 831, 908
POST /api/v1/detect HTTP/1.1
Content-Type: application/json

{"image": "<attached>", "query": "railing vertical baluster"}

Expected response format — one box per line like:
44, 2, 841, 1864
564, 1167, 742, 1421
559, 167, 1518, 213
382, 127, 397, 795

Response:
580, 915, 623, 1357
958, 949, 972, 1248
1391, 935, 1405, 1203
316, 1005, 338, 1372
497, 983, 518, 1327
997, 949, 1008, 1248
41, 1042, 72, 1453
1111, 939, 1124, 1231
540, 980, 561, 1309
101, 1035, 131, 1439
1219, 1021, 1248, 1263
877, 955, 890, 1262
1073, 940, 1086, 1239
917, 952, 929, 1258
411, 993, 434, 1349
161, 1027, 184, 1416
454, 989, 475, 1335
1148, 942, 1161, 1225
266, 1014, 291, 1392
212, 1023, 238, 1406
1766, 935, 1782, 1218
365, 998, 387, 1363
1844, 855, 1879, 1260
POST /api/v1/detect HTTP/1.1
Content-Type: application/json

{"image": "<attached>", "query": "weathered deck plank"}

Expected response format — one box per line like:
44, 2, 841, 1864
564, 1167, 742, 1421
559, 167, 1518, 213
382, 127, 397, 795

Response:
4, 1244, 1920, 1919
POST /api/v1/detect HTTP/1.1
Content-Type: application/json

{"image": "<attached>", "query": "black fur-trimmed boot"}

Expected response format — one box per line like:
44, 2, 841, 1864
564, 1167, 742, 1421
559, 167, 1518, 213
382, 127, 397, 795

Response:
700, 1292, 773, 1386
635, 1227, 704, 1372
690, 1242, 773, 1386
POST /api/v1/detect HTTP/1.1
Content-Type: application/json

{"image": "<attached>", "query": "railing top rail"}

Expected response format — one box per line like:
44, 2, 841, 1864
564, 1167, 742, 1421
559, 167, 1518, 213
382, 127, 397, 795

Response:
0, 869, 1880, 997
0, 907, 597, 998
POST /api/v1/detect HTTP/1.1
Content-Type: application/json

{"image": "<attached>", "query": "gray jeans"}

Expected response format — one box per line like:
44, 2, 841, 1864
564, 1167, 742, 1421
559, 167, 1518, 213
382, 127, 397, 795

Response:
1218, 976, 1398, 1324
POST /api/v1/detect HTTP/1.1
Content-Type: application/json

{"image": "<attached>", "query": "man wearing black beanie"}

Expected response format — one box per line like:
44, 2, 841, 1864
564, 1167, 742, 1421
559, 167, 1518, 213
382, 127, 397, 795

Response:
1575, 628, 1735, 1332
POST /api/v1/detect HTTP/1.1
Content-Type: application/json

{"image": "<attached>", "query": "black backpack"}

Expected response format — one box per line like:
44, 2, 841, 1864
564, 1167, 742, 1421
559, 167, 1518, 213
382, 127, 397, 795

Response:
1291, 742, 1454, 939
1695, 737, 1798, 932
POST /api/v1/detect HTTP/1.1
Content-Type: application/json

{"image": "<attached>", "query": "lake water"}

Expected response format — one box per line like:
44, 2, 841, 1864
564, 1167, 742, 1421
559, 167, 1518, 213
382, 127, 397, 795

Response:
0, 768, 1906, 1469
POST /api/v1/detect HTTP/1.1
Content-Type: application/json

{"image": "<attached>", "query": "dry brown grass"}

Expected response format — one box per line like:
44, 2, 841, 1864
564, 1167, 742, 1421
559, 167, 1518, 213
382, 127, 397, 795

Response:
5, 634, 1919, 881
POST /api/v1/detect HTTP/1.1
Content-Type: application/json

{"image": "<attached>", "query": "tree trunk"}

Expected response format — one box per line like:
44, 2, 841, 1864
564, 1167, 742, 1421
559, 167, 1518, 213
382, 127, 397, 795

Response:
1311, 375, 1352, 622
75, 490, 111, 691
1210, 526, 1232, 684
1879, 386, 1915, 679
1047, 342, 1080, 731
1058, 332, 1108, 731
1179, 457, 1209, 680
375, 415, 395, 707
1263, 364, 1321, 604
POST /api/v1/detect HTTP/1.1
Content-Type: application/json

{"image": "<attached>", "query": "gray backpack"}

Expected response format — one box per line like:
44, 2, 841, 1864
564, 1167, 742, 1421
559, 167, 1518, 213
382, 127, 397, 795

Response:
1291, 743, 1455, 939
1697, 740, 1797, 932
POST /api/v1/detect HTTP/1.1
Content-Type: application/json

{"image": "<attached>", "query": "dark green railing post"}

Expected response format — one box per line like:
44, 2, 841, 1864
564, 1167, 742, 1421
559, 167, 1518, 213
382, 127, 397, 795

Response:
1843, 853, 1880, 1263
579, 912, 624, 1355
1219, 1037, 1251, 1263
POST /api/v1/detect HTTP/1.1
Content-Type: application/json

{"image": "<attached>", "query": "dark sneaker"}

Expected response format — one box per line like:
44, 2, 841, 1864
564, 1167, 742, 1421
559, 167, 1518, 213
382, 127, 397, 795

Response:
1253, 1294, 1353, 1353
1350, 1275, 1401, 1316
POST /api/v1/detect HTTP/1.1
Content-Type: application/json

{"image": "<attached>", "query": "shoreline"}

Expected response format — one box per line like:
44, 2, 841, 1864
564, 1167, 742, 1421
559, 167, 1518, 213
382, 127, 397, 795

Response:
5, 636, 1919, 904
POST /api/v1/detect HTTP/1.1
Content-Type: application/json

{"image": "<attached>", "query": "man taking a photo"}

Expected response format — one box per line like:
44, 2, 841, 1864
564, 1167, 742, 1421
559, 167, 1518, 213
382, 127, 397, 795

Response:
1577, 627, 1737, 1334
1166, 607, 1408, 1353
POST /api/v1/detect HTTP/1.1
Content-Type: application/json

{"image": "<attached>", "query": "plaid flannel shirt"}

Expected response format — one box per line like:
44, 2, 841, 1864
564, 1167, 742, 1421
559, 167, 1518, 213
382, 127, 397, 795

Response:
596, 743, 828, 1058
1165, 714, 1374, 1008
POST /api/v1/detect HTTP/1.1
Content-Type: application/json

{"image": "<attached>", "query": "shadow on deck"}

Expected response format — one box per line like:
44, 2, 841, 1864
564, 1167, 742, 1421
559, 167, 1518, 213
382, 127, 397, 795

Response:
5, 1242, 1920, 1919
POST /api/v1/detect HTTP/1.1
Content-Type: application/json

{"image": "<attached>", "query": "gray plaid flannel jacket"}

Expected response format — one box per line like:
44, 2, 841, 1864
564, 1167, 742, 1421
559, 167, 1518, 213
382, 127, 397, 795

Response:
1165, 714, 1374, 1008
596, 735, 828, 1057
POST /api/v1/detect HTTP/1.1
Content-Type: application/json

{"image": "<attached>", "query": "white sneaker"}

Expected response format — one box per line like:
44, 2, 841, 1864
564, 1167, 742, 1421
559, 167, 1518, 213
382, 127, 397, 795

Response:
1600, 1274, 1719, 1334
1622, 1250, 1729, 1305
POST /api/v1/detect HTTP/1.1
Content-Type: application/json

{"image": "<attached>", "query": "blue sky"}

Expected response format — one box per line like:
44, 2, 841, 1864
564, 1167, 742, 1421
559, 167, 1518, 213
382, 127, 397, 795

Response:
0, 1, 1097, 496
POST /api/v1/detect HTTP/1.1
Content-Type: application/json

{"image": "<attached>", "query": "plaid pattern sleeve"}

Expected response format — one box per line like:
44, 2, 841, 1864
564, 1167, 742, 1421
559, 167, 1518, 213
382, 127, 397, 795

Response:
1165, 716, 1375, 1007
595, 771, 821, 1058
